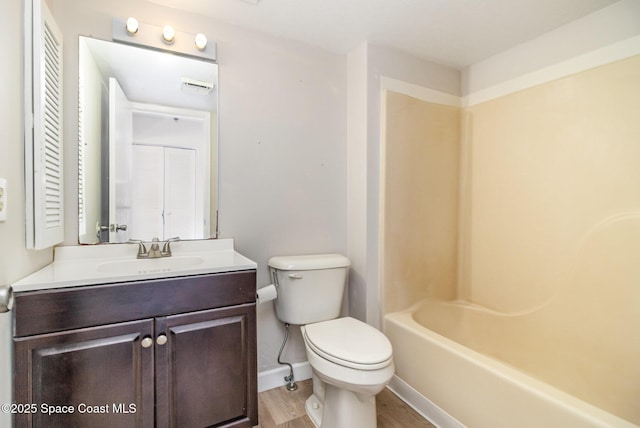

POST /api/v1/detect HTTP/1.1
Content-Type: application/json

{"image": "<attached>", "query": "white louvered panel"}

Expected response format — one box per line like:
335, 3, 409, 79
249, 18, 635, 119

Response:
27, 0, 64, 249
43, 23, 62, 231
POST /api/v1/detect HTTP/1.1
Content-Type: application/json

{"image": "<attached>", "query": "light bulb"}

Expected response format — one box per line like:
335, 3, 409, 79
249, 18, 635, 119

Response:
125, 17, 139, 35
195, 33, 208, 50
162, 25, 175, 44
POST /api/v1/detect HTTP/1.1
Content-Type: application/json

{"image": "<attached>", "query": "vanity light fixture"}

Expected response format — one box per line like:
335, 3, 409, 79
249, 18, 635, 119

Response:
162, 25, 175, 44
125, 17, 139, 35
195, 33, 208, 50
112, 17, 217, 61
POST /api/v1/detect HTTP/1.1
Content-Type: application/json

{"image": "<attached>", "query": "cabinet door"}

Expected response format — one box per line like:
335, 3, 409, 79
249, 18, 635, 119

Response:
14, 319, 154, 428
155, 303, 257, 428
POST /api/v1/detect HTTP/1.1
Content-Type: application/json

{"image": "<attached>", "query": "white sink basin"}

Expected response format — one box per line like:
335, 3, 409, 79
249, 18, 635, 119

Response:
97, 256, 205, 274
12, 239, 258, 292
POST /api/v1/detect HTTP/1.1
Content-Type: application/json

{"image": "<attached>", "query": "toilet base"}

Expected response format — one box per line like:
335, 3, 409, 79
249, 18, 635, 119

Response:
305, 394, 322, 428
305, 383, 377, 428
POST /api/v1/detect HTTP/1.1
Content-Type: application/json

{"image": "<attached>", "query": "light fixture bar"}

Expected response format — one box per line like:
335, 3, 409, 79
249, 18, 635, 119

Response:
112, 17, 216, 62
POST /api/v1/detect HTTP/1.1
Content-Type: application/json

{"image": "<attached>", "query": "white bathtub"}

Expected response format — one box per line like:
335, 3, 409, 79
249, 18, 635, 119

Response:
384, 299, 638, 428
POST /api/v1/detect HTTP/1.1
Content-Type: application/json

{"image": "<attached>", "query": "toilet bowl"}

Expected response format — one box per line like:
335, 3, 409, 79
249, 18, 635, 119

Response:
268, 254, 394, 428
301, 317, 395, 428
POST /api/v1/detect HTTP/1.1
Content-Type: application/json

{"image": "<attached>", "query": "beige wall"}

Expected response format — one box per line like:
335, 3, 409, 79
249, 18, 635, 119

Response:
346, 42, 461, 328
382, 92, 461, 313
465, 55, 640, 312
465, 58, 640, 420
383, 55, 640, 312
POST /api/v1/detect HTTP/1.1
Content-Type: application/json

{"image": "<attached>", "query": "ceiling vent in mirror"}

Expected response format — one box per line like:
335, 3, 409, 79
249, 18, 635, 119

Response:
181, 77, 215, 95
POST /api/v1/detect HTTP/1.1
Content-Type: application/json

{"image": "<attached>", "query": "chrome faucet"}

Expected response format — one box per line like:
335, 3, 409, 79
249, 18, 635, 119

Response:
146, 238, 163, 258
129, 237, 180, 259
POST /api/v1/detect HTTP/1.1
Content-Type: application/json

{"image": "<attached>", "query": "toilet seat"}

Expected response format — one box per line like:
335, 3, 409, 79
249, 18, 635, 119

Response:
303, 317, 393, 370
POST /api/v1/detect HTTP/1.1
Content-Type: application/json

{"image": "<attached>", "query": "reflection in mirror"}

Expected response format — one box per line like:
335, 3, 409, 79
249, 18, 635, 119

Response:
78, 36, 218, 244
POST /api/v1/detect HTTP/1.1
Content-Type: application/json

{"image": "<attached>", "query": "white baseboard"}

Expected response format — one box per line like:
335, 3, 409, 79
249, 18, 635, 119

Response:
387, 375, 465, 428
258, 361, 313, 393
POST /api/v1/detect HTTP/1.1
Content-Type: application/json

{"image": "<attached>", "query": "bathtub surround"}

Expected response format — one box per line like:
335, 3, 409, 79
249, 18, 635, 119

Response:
381, 91, 461, 314
376, 0, 640, 327
381, 35, 640, 428
464, 55, 640, 313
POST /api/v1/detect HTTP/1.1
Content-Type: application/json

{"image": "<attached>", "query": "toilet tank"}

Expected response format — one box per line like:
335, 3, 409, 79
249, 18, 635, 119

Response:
268, 254, 350, 325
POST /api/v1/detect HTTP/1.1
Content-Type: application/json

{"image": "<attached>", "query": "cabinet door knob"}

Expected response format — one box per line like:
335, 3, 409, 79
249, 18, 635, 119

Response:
141, 336, 153, 348
156, 334, 168, 346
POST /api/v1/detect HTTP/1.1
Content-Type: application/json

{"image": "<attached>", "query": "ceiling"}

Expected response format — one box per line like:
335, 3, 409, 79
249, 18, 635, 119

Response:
82, 37, 218, 111
147, 0, 620, 68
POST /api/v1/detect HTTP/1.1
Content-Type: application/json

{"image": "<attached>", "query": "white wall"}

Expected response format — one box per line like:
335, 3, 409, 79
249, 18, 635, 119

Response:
0, 0, 55, 425
216, 20, 347, 370
346, 43, 368, 322
51, 0, 347, 373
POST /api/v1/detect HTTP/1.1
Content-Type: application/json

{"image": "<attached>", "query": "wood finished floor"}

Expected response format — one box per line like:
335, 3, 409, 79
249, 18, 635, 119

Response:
256, 380, 435, 428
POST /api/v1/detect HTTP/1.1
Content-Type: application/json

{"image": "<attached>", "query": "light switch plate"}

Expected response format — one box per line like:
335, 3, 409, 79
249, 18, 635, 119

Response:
0, 178, 7, 222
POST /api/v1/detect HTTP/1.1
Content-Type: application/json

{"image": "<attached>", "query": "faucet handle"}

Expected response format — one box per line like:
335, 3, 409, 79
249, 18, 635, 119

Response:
128, 239, 147, 257
162, 237, 180, 256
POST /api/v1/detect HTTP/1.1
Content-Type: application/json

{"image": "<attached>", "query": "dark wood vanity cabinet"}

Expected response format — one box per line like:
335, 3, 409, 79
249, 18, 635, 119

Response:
13, 270, 258, 428
14, 320, 155, 428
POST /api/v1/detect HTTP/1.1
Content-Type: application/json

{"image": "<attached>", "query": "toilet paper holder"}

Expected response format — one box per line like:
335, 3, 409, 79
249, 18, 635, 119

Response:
256, 283, 278, 304
0, 285, 14, 313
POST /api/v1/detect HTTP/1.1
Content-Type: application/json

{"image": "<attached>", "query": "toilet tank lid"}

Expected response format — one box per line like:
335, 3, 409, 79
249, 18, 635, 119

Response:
268, 254, 350, 271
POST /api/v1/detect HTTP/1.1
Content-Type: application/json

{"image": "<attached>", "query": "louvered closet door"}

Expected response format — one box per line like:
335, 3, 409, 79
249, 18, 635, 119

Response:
28, 0, 64, 249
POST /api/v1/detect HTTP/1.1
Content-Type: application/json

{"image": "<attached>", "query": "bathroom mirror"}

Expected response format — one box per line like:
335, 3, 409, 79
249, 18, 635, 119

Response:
78, 36, 218, 244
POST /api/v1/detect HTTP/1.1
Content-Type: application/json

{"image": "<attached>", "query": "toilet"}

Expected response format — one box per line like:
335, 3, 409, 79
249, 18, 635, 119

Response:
268, 254, 394, 428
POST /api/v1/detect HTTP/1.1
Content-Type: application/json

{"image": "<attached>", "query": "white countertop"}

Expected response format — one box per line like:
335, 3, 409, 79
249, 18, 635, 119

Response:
12, 239, 257, 292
